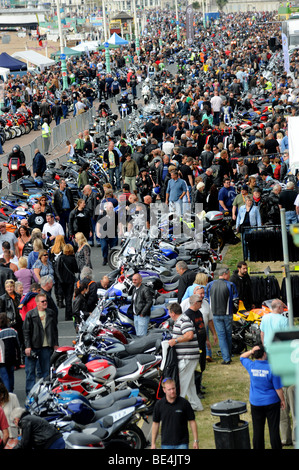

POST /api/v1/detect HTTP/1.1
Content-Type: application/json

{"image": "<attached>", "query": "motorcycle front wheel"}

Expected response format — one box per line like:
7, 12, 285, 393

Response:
108, 247, 121, 270
116, 424, 147, 449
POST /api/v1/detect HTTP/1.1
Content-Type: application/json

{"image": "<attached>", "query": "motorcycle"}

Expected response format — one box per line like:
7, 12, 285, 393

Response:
3, 158, 27, 183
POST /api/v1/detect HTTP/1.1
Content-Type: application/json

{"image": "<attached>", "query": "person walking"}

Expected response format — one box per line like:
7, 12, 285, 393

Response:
56, 244, 79, 321
96, 202, 118, 266
240, 344, 285, 450
165, 169, 186, 216
176, 261, 197, 303
121, 153, 139, 193
151, 378, 199, 450
167, 302, 203, 412
68, 199, 92, 242
23, 293, 59, 395
127, 273, 153, 337
260, 298, 289, 352
0, 313, 21, 392
41, 118, 51, 155
53, 179, 75, 239
32, 148, 46, 178
205, 267, 239, 364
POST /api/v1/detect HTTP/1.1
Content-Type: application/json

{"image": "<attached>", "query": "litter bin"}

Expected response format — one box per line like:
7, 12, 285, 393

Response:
211, 399, 251, 449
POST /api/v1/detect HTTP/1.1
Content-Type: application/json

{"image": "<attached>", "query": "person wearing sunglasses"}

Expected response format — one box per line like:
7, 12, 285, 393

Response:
23, 293, 58, 396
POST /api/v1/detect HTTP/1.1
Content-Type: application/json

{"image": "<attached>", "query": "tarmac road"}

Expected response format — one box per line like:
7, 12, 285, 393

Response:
13, 244, 111, 408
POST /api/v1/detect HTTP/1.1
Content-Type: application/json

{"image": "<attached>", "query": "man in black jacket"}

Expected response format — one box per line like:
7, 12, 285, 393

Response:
53, 178, 74, 238
176, 261, 196, 303
12, 408, 65, 449
32, 148, 46, 178
128, 273, 153, 336
103, 141, 121, 191
229, 261, 254, 310
23, 293, 58, 395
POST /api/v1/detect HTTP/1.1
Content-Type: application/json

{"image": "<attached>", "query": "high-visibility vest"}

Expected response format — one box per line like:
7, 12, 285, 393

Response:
42, 122, 51, 138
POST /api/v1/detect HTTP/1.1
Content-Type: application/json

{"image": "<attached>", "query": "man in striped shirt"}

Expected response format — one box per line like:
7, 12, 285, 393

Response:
168, 303, 203, 412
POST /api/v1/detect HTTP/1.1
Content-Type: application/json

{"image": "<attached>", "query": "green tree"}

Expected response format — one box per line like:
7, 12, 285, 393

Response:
216, 0, 228, 11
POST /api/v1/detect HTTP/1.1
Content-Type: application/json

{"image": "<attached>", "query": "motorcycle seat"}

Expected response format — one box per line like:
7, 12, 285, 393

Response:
92, 397, 139, 421
157, 291, 178, 299
162, 280, 179, 291
151, 307, 167, 318
160, 258, 177, 268
176, 255, 191, 262
91, 388, 133, 410
159, 274, 180, 284
117, 335, 159, 358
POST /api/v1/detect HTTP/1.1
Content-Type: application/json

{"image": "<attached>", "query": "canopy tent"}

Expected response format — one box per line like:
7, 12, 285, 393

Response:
0, 52, 27, 71
98, 33, 129, 50
12, 51, 55, 71
50, 47, 83, 59
108, 33, 128, 45
71, 41, 100, 52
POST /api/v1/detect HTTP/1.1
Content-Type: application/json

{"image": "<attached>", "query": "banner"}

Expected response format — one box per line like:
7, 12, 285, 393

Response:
186, 5, 194, 45
288, 116, 299, 174
282, 32, 290, 74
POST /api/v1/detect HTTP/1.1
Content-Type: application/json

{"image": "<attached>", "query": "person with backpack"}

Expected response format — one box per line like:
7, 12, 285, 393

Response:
129, 72, 138, 99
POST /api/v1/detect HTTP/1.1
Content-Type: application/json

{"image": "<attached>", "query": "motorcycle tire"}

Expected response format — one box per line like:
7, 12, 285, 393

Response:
108, 247, 121, 270
5, 130, 12, 140
14, 127, 22, 138
19, 124, 26, 135
24, 124, 31, 134
115, 424, 147, 449
50, 351, 68, 370
211, 232, 224, 252
104, 439, 135, 452
0, 132, 5, 145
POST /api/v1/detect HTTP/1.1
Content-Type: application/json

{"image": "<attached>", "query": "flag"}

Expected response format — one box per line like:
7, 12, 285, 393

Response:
36, 25, 42, 47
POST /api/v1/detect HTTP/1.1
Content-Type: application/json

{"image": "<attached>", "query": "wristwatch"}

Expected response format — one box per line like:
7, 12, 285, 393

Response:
175, 338, 178, 344
194, 440, 199, 443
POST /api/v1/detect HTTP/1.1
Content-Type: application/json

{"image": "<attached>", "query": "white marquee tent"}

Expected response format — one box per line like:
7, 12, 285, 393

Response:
71, 41, 99, 52
12, 50, 55, 71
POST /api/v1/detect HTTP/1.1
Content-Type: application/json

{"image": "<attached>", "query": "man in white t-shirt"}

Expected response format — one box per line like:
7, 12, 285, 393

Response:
42, 213, 64, 244
210, 91, 223, 126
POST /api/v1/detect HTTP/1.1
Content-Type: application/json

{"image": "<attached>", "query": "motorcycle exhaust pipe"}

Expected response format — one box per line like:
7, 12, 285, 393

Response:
142, 369, 159, 380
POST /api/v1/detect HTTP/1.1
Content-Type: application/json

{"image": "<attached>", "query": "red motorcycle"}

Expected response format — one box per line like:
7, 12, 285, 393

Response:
3, 157, 26, 183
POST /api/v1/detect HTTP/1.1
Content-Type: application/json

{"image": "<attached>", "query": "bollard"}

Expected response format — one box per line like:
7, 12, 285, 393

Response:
211, 399, 251, 449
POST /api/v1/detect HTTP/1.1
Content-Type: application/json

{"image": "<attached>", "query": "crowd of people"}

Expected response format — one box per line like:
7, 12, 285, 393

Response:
0, 7, 298, 451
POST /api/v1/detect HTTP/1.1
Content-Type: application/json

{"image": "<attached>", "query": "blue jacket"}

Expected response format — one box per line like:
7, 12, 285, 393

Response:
236, 204, 262, 231
32, 151, 46, 176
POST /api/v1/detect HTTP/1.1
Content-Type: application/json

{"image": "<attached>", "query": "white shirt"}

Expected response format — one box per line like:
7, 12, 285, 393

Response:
42, 221, 64, 239
210, 95, 223, 112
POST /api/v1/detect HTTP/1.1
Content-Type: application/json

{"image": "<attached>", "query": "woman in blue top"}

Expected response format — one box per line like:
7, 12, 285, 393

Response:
236, 195, 262, 260
240, 344, 285, 449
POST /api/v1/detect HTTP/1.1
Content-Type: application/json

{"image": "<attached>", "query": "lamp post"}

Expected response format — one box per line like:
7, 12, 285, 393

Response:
56, 0, 68, 90
102, 0, 111, 73
175, 0, 180, 41
133, 0, 140, 56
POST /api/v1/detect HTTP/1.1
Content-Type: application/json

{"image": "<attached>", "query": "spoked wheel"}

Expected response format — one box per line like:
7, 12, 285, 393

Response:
108, 247, 121, 270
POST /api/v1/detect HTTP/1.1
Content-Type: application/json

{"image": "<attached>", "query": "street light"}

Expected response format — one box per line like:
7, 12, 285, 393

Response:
56, 0, 68, 90
175, 0, 180, 41
133, 0, 140, 56
102, 0, 111, 73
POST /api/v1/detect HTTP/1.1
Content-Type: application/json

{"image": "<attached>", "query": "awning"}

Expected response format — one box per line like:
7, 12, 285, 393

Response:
12, 51, 55, 70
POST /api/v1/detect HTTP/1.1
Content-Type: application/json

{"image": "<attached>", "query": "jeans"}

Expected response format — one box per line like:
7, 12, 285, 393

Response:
90, 217, 101, 245
48, 437, 66, 449
61, 104, 68, 119
161, 444, 189, 449
134, 314, 150, 336
58, 210, 71, 239
285, 210, 298, 225
99, 236, 118, 260
108, 166, 121, 190
213, 315, 233, 363
55, 116, 61, 126
25, 346, 53, 395
0, 365, 14, 392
